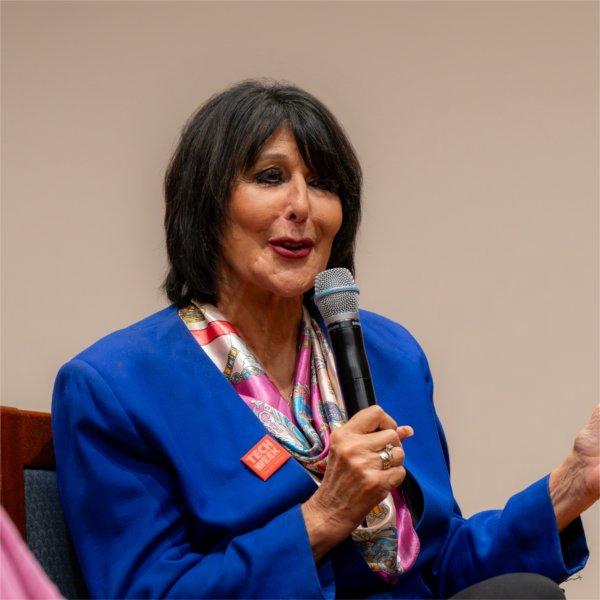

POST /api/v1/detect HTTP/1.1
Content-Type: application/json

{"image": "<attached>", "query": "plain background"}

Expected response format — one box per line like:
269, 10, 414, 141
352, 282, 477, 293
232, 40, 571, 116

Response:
1, 1, 598, 598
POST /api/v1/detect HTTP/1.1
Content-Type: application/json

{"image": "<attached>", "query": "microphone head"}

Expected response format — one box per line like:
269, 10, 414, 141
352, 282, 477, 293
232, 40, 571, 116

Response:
313, 268, 360, 322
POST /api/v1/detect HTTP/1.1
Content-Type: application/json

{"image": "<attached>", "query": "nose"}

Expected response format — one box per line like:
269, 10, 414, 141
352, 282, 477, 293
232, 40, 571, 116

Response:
284, 175, 310, 223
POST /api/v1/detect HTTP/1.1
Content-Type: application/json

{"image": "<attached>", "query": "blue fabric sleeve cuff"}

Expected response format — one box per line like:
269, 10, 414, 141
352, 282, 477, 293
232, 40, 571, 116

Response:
512, 473, 589, 581
316, 557, 336, 599
283, 504, 336, 599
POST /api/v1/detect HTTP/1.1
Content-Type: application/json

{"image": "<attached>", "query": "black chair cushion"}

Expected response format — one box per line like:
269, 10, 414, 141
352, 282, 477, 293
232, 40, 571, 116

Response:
24, 469, 88, 599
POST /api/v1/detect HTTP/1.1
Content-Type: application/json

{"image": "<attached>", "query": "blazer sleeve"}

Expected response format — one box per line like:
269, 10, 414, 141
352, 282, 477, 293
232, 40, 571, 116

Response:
52, 358, 336, 599
417, 351, 590, 599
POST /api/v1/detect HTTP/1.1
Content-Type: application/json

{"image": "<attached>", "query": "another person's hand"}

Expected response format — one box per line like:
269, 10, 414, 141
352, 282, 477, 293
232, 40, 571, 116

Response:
301, 405, 414, 560
549, 403, 599, 531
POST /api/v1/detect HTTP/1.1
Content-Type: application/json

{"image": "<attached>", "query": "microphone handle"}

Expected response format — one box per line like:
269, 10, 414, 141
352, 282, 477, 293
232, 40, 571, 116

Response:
327, 319, 377, 418
328, 318, 378, 528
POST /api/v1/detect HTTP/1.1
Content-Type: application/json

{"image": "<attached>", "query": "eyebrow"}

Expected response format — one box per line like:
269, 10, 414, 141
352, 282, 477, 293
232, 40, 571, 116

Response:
255, 152, 290, 162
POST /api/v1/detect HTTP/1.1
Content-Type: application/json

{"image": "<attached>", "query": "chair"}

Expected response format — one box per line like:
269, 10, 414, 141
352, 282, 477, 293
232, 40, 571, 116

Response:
0, 406, 89, 599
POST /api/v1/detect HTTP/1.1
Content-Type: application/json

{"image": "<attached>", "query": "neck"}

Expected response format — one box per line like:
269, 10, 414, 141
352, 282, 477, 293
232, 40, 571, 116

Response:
215, 281, 304, 398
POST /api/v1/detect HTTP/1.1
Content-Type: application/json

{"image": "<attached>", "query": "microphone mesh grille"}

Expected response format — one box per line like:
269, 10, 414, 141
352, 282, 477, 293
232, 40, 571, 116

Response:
314, 268, 360, 320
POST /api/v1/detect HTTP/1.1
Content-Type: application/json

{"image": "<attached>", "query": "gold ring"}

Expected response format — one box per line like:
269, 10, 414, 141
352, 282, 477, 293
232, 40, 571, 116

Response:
379, 447, 393, 470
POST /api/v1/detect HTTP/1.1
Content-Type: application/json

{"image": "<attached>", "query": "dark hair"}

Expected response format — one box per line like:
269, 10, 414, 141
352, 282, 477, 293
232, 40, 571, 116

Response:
163, 78, 363, 307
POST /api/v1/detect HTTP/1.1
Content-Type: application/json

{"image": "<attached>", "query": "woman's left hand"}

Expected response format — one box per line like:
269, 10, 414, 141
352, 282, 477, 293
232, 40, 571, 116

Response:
571, 403, 600, 500
549, 403, 599, 531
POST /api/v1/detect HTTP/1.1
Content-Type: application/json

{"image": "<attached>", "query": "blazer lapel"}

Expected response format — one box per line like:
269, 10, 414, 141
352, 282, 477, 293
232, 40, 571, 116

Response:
163, 306, 319, 517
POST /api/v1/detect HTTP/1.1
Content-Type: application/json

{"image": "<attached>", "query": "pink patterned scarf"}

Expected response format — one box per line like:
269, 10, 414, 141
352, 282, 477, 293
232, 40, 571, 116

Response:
179, 301, 420, 583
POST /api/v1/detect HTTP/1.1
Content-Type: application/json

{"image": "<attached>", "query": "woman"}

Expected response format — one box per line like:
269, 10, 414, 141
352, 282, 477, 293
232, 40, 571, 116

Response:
52, 79, 597, 599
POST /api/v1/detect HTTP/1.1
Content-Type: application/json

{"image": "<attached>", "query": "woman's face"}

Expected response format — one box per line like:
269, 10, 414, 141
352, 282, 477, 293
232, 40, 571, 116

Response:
217, 125, 343, 301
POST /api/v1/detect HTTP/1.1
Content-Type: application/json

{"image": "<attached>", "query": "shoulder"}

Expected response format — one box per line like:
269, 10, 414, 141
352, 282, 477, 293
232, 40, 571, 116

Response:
359, 309, 426, 356
53, 304, 192, 425
359, 308, 432, 377
69, 305, 182, 372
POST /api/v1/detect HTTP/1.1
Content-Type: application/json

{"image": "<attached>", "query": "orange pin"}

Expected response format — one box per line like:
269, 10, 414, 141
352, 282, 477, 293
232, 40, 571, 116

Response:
241, 435, 291, 480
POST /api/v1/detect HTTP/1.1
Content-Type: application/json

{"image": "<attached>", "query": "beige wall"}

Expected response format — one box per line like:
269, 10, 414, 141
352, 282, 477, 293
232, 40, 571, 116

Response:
2, 1, 597, 597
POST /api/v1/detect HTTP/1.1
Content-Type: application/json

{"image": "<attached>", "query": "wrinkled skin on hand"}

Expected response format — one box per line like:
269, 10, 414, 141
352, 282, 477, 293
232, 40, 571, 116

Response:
572, 403, 600, 502
300, 405, 415, 559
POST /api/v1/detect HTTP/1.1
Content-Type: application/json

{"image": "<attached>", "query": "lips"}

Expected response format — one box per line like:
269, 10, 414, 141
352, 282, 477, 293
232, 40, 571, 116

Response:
268, 237, 315, 259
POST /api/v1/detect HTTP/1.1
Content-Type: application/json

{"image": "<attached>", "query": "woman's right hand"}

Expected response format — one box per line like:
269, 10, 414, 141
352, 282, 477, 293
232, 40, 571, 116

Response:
301, 405, 414, 561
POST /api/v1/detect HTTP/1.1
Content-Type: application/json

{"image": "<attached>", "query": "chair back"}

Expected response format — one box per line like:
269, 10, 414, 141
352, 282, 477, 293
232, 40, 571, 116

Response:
1, 406, 88, 599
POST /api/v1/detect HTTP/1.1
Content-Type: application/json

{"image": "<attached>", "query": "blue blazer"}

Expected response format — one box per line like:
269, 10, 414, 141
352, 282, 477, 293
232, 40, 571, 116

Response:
52, 306, 588, 599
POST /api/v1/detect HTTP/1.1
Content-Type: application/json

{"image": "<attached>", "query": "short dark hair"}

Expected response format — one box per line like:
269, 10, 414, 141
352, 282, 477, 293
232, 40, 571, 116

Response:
163, 78, 363, 307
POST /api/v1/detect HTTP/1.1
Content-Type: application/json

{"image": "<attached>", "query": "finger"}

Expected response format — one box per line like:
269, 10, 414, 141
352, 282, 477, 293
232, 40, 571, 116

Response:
386, 465, 407, 488
388, 445, 405, 467
345, 405, 397, 434
396, 425, 415, 442
371, 445, 405, 470
372, 464, 407, 488
363, 429, 401, 452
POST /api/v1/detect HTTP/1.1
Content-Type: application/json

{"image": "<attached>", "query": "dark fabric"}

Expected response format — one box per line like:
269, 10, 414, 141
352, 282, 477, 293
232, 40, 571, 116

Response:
449, 573, 566, 599
24, 469, 89, 599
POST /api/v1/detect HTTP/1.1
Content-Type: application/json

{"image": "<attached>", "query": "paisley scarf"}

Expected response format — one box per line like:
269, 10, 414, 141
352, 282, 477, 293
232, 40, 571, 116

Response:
179, 301, 420, 583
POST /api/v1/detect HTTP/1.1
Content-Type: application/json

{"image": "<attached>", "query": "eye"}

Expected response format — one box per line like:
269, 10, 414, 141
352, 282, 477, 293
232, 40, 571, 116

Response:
253, 168, 339, 193
309, 177, 339, 193
254, 167, 284, 185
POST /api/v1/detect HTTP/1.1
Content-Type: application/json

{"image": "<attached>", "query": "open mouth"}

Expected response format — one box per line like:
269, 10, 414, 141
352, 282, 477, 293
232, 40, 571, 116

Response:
268, 237, 315, 258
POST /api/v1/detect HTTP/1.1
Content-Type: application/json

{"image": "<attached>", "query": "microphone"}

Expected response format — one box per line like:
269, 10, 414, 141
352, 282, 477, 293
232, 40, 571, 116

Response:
313, 268, 377, 418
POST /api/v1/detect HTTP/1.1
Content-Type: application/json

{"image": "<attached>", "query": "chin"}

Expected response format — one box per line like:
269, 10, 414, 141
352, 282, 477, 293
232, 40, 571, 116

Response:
271, 286, 311, 300
268, 278, 314, 299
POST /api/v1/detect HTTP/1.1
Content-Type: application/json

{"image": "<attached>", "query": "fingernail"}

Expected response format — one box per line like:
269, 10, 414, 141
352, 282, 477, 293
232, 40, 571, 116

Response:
398, 426, 414, 437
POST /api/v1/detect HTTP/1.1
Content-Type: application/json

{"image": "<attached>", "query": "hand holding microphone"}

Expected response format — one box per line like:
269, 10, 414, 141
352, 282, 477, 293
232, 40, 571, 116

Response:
301, 269, 415, 560
301, 408, 414, 558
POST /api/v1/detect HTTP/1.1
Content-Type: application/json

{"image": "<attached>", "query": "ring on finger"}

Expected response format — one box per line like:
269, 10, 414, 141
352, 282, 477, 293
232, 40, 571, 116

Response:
379, 446, 394, 470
